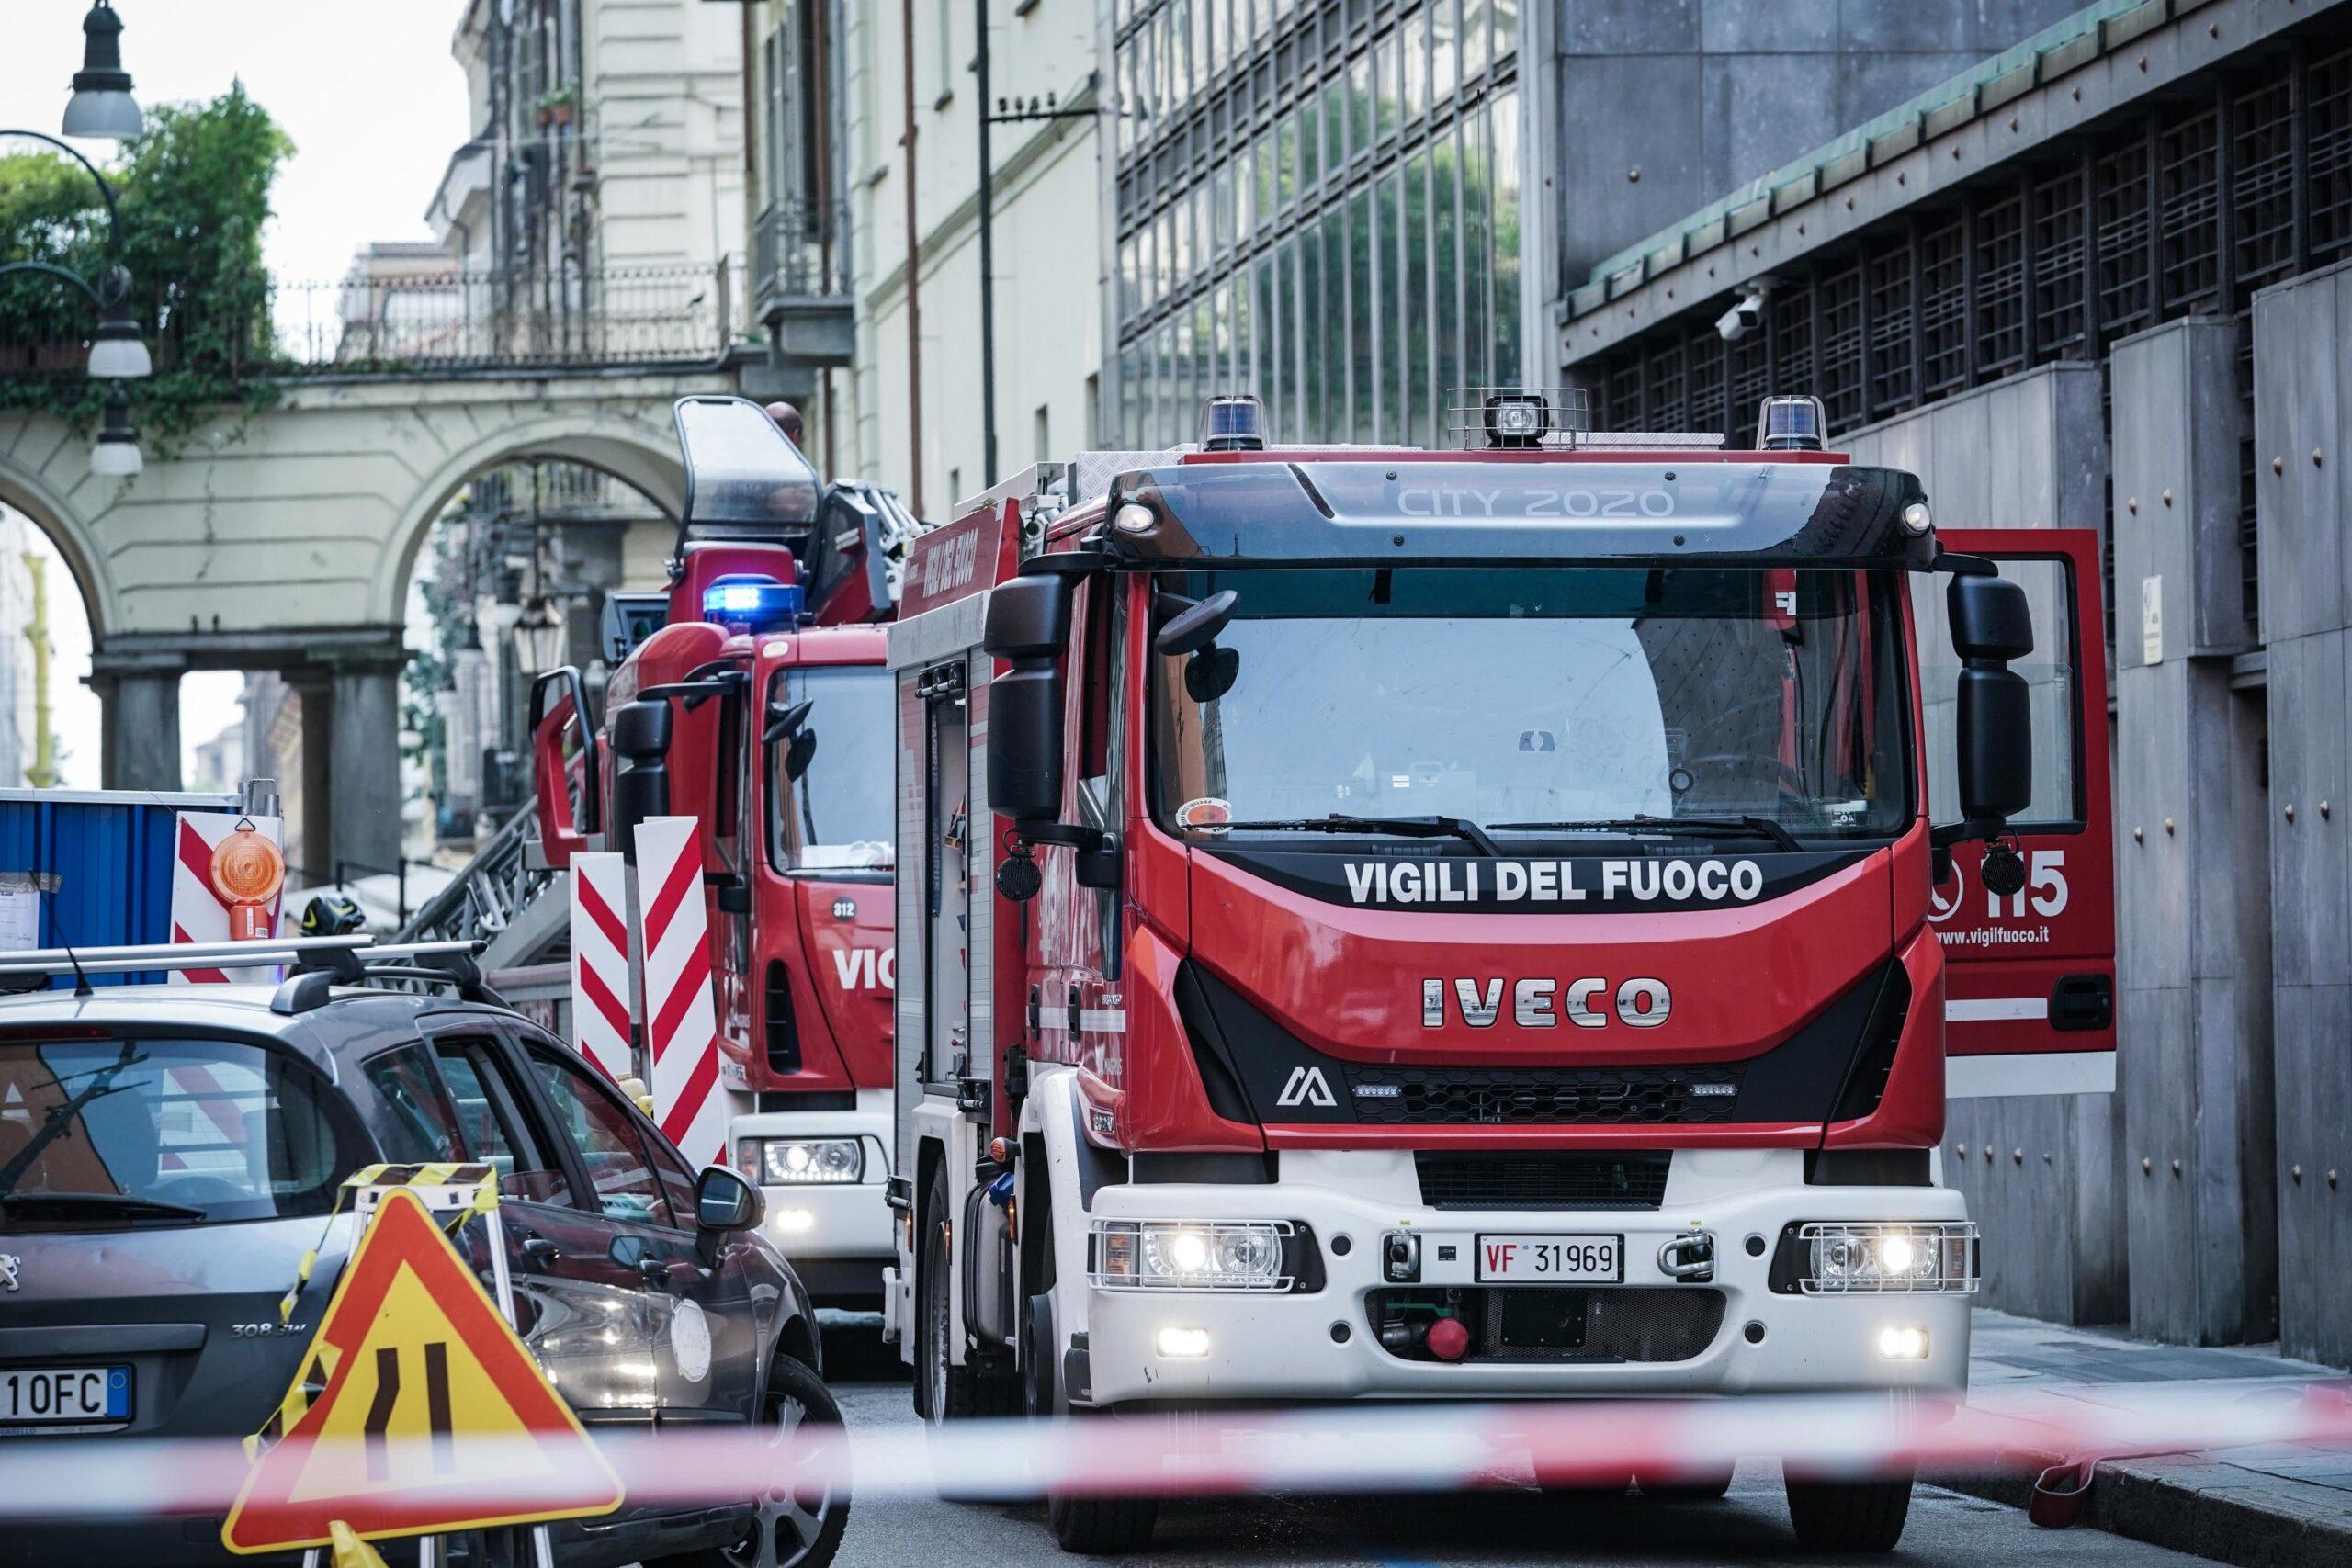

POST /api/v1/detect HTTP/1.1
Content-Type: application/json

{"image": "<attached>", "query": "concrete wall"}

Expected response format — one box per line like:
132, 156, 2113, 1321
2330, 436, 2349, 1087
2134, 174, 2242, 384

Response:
2253, 257, 2352, 1370
1544, 0, 2090, 289
1843, 362, 2128, 1325
2111, 317, 2277, 1347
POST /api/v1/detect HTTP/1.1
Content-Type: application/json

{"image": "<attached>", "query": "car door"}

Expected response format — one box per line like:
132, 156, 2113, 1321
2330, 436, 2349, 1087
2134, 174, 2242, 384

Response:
1913, 528, 2117, 1098
509, 1032, 756, 1426
415, 1026, 667, 1431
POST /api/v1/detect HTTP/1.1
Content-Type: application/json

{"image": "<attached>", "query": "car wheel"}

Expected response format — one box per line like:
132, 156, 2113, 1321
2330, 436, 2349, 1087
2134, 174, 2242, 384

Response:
649, 1354, 850, 1568
1785, 1472, 1913, 1552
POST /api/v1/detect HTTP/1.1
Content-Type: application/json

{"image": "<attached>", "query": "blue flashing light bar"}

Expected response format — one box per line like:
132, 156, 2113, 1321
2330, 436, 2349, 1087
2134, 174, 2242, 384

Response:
702, 573, 804, 629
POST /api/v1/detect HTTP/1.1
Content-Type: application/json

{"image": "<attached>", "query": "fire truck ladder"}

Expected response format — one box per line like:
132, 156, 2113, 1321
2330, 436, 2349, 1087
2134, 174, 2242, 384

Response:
394, 803, 568, 999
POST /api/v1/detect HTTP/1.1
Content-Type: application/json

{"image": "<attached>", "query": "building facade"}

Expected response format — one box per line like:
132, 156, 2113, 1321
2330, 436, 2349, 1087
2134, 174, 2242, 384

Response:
1557, 0, 2352, 1367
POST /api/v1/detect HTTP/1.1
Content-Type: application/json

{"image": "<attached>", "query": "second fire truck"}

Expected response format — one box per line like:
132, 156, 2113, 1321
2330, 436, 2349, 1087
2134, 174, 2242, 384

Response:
531, 396, 910, 1305
881, 390, 2113, 1553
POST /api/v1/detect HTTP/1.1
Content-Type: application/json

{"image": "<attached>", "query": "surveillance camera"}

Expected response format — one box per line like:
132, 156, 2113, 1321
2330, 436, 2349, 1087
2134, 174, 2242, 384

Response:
1716, 292, 1765, 342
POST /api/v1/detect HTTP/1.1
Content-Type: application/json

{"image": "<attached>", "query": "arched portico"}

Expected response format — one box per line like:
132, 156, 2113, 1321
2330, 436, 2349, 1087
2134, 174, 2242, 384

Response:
0, 366, 729, 873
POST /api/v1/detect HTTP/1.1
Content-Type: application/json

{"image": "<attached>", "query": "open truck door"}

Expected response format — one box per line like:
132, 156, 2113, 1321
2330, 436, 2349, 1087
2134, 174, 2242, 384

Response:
529, 666, 604, 869
1916, 528, 2115, 1097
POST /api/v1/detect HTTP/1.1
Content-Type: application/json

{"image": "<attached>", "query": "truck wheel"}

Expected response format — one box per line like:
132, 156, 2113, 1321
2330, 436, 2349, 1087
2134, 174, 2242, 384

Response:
919, 1166, 1020, 1421
1048, 1493, 1159, 1555
1785, 1472, 1913, 1552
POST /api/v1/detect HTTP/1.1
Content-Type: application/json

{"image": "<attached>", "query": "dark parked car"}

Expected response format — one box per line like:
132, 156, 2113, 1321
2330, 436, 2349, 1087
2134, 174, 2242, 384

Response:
0, 974, 848, 1568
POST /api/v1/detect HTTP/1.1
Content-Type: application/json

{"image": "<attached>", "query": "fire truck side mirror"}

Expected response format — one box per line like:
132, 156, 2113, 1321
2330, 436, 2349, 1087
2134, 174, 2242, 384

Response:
529, 666, 604, 865
982, 575, 1074, 822
609, 697, 673, 863
1948, 574, 2034, 825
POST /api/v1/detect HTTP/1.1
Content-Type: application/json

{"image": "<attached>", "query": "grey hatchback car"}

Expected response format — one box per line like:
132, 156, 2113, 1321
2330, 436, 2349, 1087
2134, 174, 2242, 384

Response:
0, 976, 848, 1568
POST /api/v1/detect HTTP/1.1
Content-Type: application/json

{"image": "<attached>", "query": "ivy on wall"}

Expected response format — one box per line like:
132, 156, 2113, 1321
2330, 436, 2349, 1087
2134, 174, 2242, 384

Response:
0, 83, 293, 445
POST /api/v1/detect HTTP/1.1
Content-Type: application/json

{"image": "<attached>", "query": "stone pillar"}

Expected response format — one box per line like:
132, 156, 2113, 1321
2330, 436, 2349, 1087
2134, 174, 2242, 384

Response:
328, 656, 407, 885
90, 659, 184, 792
2110, 317, 2276, 1346
290, 673, 335, 885
2253, 258, 2352, 1369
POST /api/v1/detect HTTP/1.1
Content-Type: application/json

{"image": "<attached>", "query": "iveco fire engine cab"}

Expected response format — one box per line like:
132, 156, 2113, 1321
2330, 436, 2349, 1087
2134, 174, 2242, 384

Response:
530, 395, 910, 1305
882, 389, 2114, 1554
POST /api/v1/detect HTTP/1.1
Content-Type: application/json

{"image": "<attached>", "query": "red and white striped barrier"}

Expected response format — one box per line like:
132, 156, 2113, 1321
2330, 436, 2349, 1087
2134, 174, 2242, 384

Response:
3, 1380, 2348, 1519
633, 816, 739, 1167
167, 813, 286, 985
566, 851, 634, 1083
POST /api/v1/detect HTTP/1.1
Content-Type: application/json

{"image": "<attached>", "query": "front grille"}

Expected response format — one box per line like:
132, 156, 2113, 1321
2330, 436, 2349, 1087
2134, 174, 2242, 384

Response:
1368, 1286, 1725, 1364
1346, 1065, 1741, 1125
1414, 1151, 1671, 1211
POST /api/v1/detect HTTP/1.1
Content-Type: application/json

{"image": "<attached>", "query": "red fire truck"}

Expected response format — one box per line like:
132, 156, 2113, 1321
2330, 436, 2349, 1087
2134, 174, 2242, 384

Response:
530, 396, 908, 1305
882, 391, 2114, 1552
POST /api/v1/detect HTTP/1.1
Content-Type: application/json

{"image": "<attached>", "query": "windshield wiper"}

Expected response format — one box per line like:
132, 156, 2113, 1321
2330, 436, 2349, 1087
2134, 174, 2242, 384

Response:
0, 1191, 208, 1222
1487, 814, 1803, 853
1216, 813, 1502, 857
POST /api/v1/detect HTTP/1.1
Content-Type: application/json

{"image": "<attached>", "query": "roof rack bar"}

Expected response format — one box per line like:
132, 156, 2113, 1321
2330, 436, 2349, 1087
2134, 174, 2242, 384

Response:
0, 937, 479, 978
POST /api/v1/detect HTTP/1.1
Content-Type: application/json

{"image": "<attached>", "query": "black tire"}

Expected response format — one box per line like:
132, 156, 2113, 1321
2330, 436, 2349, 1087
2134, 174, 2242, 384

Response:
1048, 1493, 1159, 1555
1635, 1461, 1735, 1500
1785, 1472, 1913, 1552
918, 1166, 1020, 1424
647, 1354, 850, 1568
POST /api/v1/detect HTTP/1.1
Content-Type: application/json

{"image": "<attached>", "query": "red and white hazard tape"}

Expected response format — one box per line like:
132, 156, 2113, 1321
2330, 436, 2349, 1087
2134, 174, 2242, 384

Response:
6, 1380, 2348, 1519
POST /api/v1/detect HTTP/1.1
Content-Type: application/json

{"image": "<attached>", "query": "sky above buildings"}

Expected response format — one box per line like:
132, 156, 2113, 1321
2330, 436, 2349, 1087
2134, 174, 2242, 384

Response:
3, 2, 470, 785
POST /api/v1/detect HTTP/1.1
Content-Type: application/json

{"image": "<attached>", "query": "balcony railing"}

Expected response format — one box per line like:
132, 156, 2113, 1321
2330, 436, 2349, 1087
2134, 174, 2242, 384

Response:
274, 262, 744, 373
752, 198, 851, 308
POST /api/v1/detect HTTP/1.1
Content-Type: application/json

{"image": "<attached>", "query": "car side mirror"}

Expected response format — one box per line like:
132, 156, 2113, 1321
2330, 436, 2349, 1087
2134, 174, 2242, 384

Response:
695, 1166, 763, 1232
1947, 572, 2034, 831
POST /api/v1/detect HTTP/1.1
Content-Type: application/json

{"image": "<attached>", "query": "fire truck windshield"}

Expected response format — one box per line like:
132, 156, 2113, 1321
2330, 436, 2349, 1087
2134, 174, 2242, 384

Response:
1149, 566, 1911, 847
767, 665, 894, 875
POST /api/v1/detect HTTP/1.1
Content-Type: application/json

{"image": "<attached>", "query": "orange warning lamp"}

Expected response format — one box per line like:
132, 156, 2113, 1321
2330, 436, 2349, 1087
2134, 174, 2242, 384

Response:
210, 819, 286, 940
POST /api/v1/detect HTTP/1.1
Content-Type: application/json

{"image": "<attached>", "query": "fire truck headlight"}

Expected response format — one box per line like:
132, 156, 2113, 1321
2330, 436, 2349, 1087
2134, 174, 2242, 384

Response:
752, 1137, 865, 1185
1091, 1220, 1296, 1291
1877, 1325, 1931, 1360
1797, 1223, 1977, 1293
1155, 1326, 1213, 1359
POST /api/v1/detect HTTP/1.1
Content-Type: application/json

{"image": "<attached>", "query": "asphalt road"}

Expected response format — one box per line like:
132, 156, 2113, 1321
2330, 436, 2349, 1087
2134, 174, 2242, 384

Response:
813, 1317, 2210, 1568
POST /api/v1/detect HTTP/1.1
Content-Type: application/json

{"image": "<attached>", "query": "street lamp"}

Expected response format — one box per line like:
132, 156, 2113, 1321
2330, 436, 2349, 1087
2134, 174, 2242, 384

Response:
90, 386, 141, 477
0, 128, 153, 474
62, 2, 142, 141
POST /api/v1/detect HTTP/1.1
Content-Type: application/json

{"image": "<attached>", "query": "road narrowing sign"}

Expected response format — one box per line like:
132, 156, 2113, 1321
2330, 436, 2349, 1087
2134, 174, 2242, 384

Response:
221, 1187, 624, 1553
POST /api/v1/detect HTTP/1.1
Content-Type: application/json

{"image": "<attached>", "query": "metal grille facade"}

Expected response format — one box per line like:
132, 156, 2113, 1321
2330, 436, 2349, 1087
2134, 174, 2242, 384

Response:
1107, 0, 1523, 450
1583, 33, 2352, 638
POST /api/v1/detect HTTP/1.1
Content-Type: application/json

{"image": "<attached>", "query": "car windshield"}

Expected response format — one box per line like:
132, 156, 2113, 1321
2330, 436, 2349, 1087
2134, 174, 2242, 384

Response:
0, 1035, 347, 1229
1150, 566, 1911, 845
770, 665, 894, 874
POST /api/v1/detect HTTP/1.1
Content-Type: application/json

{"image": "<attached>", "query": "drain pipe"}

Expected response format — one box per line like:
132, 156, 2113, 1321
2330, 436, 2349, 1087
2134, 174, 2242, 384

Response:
899, 0, 925, 516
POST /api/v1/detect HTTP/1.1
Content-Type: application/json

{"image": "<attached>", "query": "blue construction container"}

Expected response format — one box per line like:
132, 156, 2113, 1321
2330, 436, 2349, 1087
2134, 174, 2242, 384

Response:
0, 788, 246, 987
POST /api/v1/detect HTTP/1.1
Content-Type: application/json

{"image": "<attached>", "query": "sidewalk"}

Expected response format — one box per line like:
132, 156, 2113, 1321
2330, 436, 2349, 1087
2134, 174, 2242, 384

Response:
1944, 1309, 2352, 1566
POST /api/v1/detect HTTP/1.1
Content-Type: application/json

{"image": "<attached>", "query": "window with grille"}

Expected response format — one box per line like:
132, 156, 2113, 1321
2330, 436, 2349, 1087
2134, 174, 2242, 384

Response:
1645, 337, 1687, 431
1975, 192, 2028, 378
1919, 218, 1967, 398
1816, 263, 1864, 430
2158, 105, 2222, 314
1866, 238, 1916, 418
1771, 278, 1816, 401
1685, 328, 1728, 442
2311, 44, 2352, 262
2095, 138, 2153, 345
2030, 165, 2088, 359
2233, 76, 2298, 291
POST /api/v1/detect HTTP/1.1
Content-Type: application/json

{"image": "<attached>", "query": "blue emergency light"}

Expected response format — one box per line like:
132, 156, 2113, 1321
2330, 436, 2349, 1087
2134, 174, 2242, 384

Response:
702, 573, 804, 629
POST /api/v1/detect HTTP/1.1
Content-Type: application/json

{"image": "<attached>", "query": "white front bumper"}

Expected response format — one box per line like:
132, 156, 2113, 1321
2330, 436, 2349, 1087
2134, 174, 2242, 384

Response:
735, 1091, 896, 1272
1077, 1147, 1972, 1406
